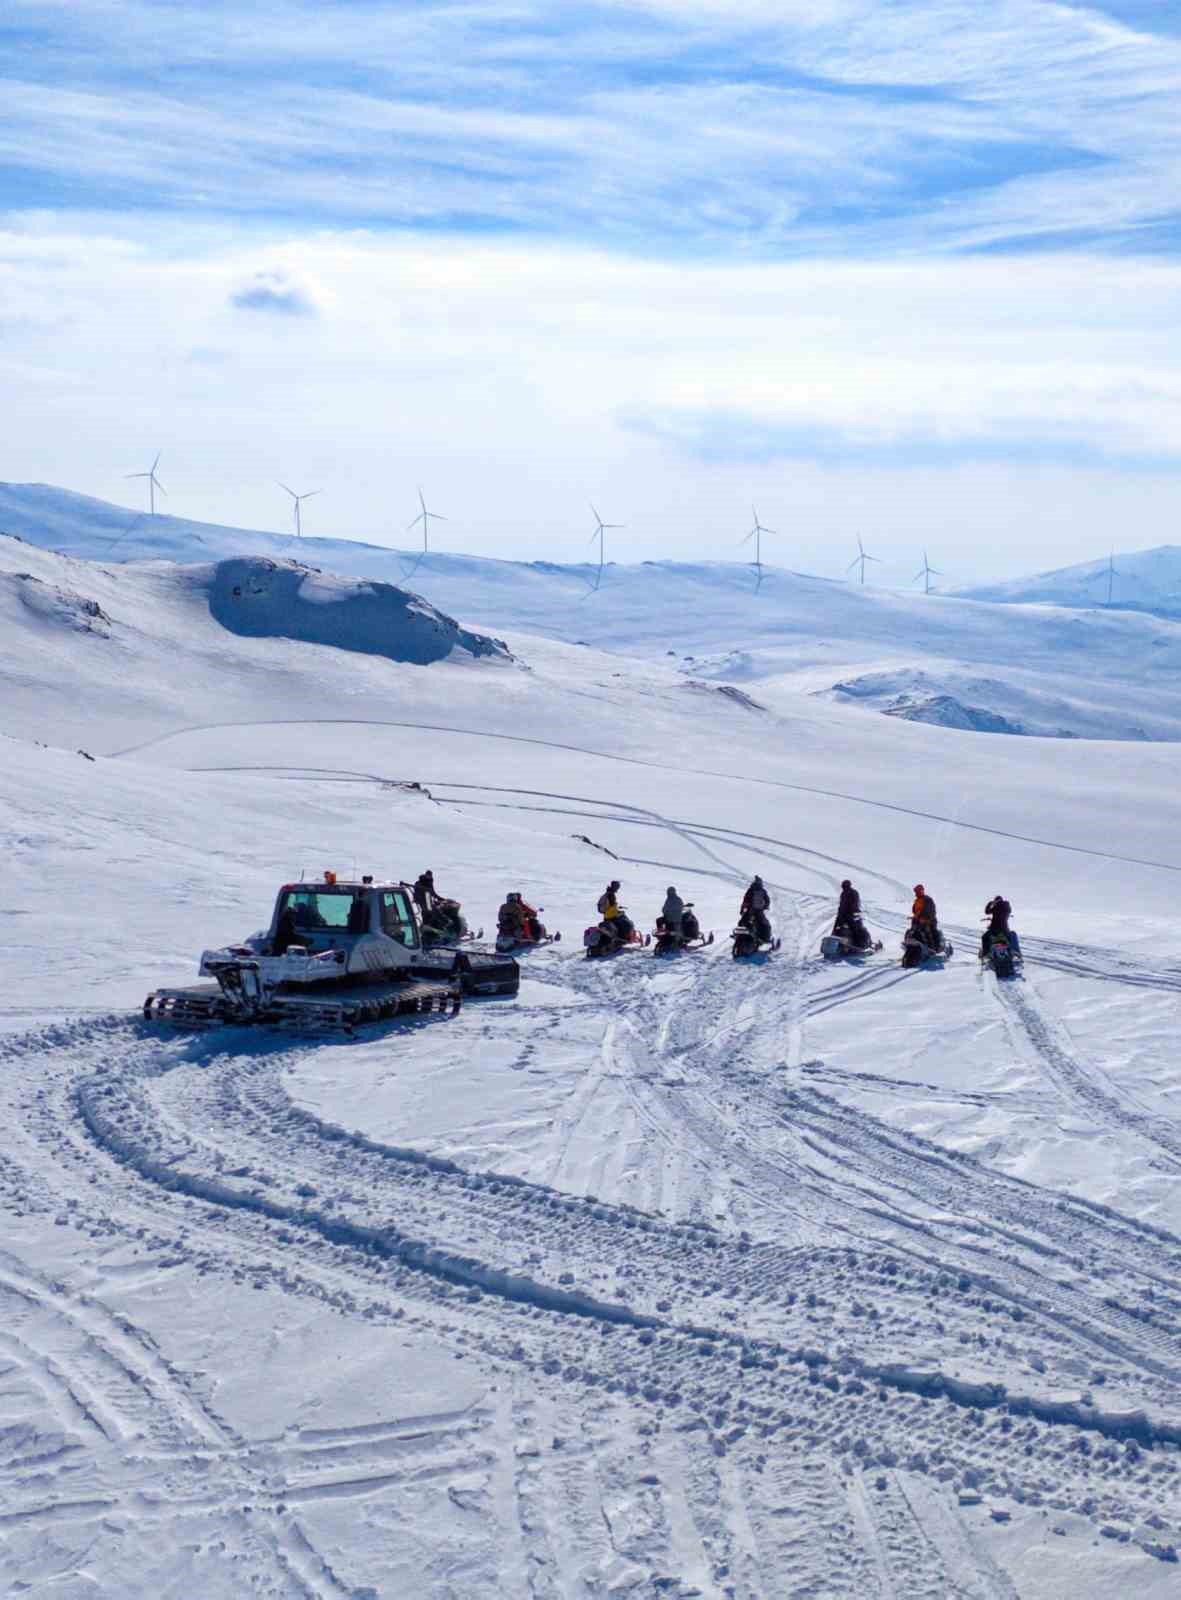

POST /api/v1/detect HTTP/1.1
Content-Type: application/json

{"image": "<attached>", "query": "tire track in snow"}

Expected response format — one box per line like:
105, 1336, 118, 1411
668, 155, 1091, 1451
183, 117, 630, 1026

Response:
996, 974, 1181, 1172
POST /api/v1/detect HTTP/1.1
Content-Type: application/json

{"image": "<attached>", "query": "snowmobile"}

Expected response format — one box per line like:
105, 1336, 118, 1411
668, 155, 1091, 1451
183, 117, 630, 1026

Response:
584, 911, 650, 958
653, 904, 714, 955
420, 897, 480, 947
820, 916, 882, 960
901, 921, 954, 969
144, 876, 518, 1030
981, 926, 1021, 980
731, 914, 780, 959
495, 907, 561, 953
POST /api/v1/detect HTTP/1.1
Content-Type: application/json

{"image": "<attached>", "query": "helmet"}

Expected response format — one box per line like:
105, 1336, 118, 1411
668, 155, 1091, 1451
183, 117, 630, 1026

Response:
753, 875, 763, 886
422, 869, 433, 881
609, 879, 621, 892
913, 884, 924, 895
841, 879, 851, 890
667, 885, 677, 895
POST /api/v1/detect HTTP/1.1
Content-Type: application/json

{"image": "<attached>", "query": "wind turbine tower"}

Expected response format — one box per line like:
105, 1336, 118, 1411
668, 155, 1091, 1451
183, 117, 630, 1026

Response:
913, 550, 943, 595
1104, 550, 1120, 606
848, 534, 881, 586
278, 482, 320, 539
589, 503, 622, 592
126, 452, 166, 516
741, 505, 777, 591
407, 488, 447, 566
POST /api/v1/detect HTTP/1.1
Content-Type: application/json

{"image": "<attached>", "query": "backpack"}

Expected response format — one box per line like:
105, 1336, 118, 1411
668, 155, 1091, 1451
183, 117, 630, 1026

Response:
597, 892, 612, 916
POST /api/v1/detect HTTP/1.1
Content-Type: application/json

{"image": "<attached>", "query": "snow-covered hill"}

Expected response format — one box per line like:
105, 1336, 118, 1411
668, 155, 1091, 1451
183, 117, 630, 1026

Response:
955, 545, 1181, 617
5, 514, 1181, 1592
9, 482, 1181, 743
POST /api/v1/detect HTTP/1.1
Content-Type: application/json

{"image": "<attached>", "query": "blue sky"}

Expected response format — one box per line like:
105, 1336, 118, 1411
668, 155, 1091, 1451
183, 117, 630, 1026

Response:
4, 0, 1180, 254
2, 1, 1180, 578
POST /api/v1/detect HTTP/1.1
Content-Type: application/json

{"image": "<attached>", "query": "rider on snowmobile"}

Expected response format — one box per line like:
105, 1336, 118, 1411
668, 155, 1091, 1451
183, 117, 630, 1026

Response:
414, 869, 463, 941
661, 886, 685, 934
982, 894, 1018, 958
740, 876, 772, 945
597, 880, 634, 944
498, 891, 543, 943
833, 880, 870, 950
911, 884, 939, 949
498, 892, 526, 939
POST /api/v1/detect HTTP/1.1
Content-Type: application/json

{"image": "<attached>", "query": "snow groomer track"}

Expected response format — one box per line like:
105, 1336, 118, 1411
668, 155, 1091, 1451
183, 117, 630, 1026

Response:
3, 923, 1180, 1597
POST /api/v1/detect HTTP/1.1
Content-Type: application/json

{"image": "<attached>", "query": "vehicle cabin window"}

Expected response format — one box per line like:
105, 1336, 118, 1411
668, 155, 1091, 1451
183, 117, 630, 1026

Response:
381, 890, 417, 947
279, 890, 364, 932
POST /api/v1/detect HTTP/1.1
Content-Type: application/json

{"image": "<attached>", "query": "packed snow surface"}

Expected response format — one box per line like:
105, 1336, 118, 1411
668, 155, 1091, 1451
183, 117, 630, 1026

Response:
2, 532, 1181, 1595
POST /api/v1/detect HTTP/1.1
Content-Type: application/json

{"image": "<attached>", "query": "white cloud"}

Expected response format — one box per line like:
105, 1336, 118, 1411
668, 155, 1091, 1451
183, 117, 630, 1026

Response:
1, 219, 1180, 583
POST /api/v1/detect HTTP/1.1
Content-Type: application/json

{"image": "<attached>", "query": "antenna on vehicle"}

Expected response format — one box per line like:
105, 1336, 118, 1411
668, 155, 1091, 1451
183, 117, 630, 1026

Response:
588, 503, 623, 592
848, 534, 881, 586
740, 505, 776, 591
125, 451, 166, 516
404, 487, 446, 578
278, 481, 320, 540
913, 549, 943, 595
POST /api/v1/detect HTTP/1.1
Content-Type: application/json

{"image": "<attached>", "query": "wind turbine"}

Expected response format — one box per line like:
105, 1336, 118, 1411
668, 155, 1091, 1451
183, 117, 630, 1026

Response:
1103, 550, 1120, 606
278, 481, 320, 539
913, 549, 943, 595
588, 503, 622, 592
740, 505, 777, 591
403, 487, 447, 577
848, 534, 881, 586
125, 451, 166, 516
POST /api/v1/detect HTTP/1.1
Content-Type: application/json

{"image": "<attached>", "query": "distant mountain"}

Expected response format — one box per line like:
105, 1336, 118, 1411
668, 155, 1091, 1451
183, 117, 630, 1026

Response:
952, 545, 1181, 617
7, 481, 1181, 742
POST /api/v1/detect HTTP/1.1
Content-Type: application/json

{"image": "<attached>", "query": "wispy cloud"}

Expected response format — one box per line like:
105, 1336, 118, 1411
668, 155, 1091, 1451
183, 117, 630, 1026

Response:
229, 267, 316, 316
622, 409, 1181, 472
1, 1, 1178, 256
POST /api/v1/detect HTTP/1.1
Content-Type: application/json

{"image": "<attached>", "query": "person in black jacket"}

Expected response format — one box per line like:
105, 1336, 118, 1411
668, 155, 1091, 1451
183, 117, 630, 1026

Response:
982, 894, 1018, 958
833, 879, 870, 950
740, 876, 772, 944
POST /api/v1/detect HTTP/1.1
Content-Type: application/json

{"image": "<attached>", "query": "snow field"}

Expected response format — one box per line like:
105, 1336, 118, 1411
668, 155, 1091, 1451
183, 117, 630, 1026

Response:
2, 532, 1181, 1592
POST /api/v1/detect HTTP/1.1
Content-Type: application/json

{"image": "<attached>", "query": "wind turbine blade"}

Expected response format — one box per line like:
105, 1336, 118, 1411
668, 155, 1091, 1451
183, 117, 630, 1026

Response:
153, 480, 167, 496
151, 451, 162, 473
760, 526, 777, 536
407, 513, 424, 532
912, 568, 926, 582
865, 553, 881, 563
302, 490, 321, 501
846, 557, 861, 573
430, 512, 449, 522
278, 482, 297, 499
740, 530, 755, 545
125, 472, 148, 480
589, 503, 601, 525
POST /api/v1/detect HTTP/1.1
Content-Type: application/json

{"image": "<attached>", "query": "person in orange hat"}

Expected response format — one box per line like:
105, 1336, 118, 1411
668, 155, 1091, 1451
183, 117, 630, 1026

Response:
911, 883, 938, 947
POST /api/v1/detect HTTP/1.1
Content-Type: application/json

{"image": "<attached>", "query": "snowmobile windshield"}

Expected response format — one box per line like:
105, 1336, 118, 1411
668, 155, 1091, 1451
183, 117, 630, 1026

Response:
279, 888, 366, 933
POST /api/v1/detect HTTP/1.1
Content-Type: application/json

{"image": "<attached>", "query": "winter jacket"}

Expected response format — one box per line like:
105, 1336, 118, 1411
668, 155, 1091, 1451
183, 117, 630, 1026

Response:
662, 891, 685, 928
912, 893, 936, 925
985, 897, 1012, 932
598, 889, 620, 919
742, 882, 770, 915
836, 886, 861, 924
498, 900, 525, 934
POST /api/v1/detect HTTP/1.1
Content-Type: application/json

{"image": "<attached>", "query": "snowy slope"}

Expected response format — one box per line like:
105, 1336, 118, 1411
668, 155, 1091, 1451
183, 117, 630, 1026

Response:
3, 534, 1181, 1593
955, 545, 1181, 617
8, 484, 1181, 742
